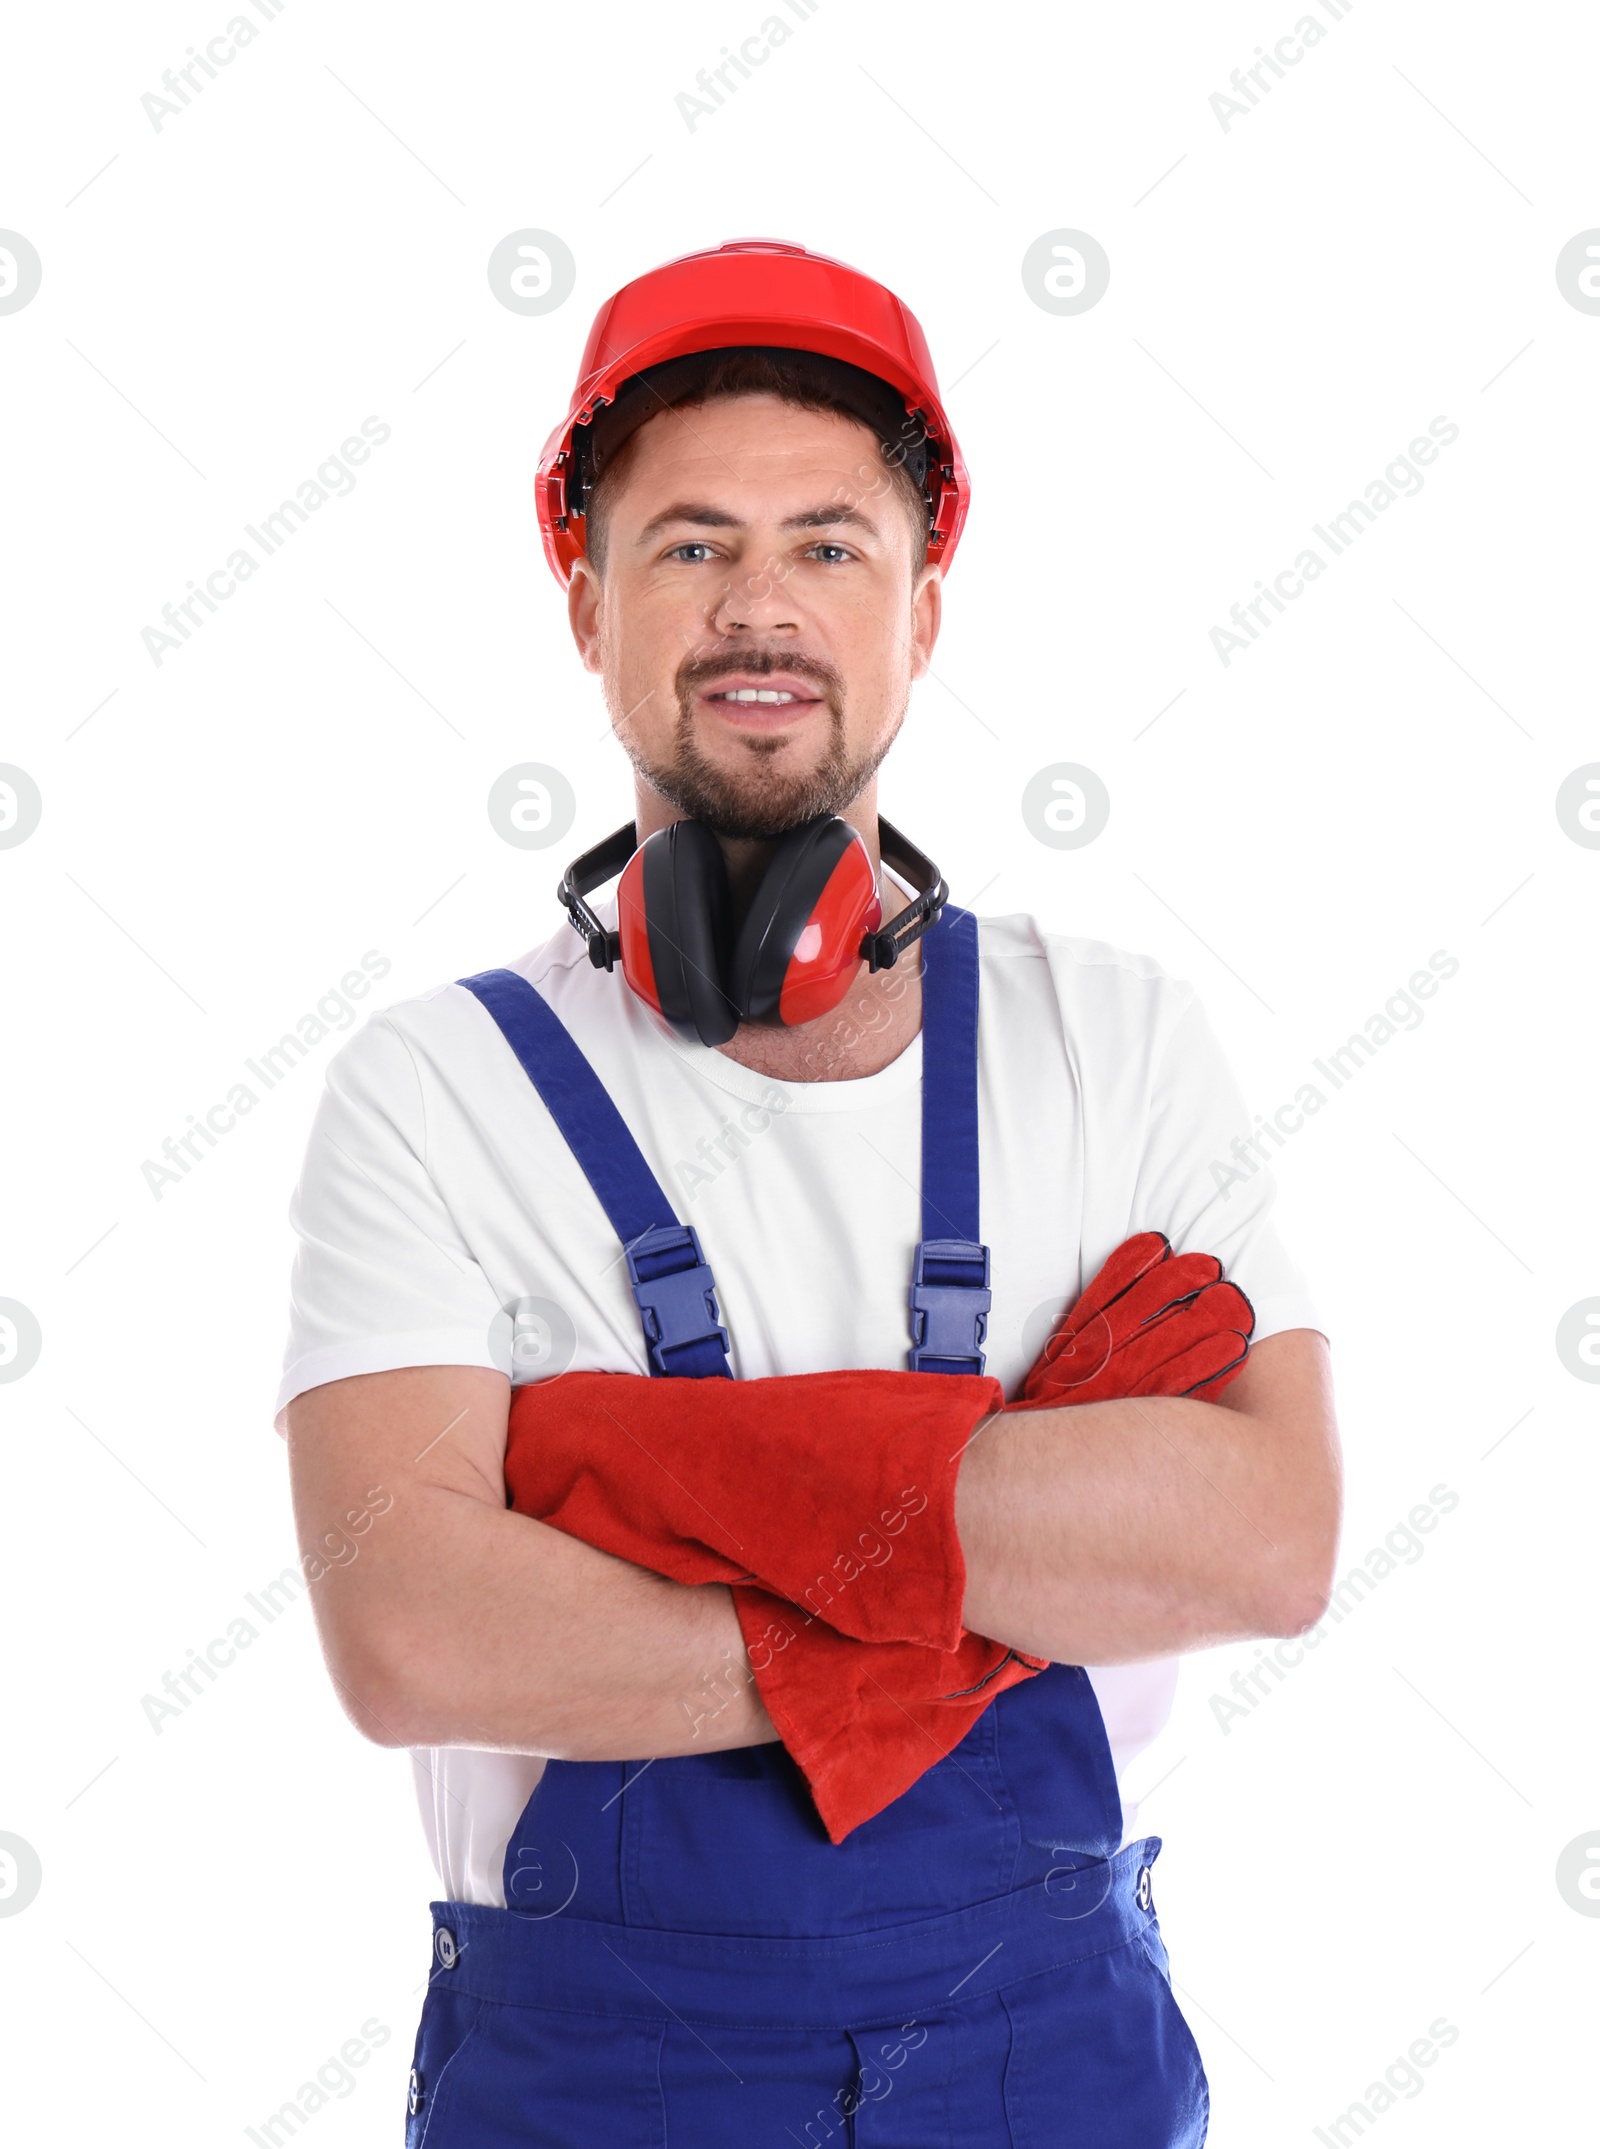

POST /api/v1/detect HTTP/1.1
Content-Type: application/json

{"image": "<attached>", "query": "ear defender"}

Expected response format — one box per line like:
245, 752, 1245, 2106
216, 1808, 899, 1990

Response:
624, 819, 742, 1048
557, 816, 949, 1049
726, 818, 881, 1029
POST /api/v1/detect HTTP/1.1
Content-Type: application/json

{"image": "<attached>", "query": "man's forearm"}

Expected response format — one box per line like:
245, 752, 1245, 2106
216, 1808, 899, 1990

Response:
288, 1367, 781, 1761
316, 1487, 778, 1760
954, 1335, 1341, 1665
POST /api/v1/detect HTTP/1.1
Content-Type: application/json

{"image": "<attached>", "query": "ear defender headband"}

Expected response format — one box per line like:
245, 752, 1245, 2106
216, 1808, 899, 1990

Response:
558, 817, 948, 1048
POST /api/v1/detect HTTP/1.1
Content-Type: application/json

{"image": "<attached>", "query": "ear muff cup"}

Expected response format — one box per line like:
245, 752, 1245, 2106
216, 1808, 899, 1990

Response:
726, 817, 861, 1025
639, 820, 742, 1047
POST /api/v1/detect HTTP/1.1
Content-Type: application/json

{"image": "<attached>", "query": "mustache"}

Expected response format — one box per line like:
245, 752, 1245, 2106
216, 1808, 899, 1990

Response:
675, 647, 847, 703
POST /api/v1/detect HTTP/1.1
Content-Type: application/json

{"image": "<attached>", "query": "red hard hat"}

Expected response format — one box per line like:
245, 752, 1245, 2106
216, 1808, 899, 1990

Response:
535, 238, 969, 586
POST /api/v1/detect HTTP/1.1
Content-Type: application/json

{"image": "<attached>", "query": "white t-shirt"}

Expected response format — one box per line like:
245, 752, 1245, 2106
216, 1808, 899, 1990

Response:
277, 892, 1325, 1907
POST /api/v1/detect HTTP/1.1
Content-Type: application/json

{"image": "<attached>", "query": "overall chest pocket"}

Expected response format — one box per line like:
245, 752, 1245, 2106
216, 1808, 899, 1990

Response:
622, 1745, 881, 1935
621, 1707, 1025, 1937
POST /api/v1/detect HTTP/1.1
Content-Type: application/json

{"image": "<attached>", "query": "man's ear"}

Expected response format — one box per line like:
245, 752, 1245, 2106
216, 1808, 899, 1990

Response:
567, 557, 603, 675
908, 563, 943, 684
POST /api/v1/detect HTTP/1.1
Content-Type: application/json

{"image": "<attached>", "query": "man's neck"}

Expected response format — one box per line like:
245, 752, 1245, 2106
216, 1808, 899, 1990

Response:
628, 777, 920, 1082
713, 876, 923, 1084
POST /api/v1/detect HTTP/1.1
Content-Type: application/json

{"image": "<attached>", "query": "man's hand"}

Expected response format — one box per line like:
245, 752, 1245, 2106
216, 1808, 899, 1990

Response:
1015, 1231, 1254, 1408
284, 1365, 779, 1758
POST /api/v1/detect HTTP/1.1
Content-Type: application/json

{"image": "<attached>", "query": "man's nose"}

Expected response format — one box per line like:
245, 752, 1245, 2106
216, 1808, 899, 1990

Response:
710, 559, 801, 639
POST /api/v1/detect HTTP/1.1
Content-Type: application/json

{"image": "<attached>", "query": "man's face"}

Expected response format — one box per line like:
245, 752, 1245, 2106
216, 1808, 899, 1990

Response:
567, 394, 942, 839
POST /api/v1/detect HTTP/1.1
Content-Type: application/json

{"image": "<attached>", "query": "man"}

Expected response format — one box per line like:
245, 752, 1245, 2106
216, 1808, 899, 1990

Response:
279, 239, 1340, 2145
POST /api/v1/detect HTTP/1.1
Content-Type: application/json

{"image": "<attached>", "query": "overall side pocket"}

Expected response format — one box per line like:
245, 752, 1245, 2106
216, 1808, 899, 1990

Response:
405, 1988, 487, 2148
1136, 1926, 1211, 2148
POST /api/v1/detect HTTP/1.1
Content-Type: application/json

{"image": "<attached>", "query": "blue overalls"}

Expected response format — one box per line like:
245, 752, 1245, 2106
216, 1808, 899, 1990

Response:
404, 907, 1211, 2146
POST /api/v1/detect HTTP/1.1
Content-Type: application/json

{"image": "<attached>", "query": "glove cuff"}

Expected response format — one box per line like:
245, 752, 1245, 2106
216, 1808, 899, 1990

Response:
733, 1586, 1044, 1842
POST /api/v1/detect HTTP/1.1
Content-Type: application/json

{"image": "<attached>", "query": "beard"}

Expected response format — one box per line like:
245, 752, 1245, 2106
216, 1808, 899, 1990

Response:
618, 647, 904, 839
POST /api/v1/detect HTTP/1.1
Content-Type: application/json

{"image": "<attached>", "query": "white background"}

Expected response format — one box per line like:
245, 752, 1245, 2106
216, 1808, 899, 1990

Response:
2, 0, 1595, 2140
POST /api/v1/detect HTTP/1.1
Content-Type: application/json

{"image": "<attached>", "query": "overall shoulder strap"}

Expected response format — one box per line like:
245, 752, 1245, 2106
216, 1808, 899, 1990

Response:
458, 969, 732, 1379
909, 906, 991, 1375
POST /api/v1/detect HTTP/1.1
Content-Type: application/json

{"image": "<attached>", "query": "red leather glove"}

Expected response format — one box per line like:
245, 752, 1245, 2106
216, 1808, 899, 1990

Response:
1014, 1231, 1255, 1409
504, 1366, 1003, 1650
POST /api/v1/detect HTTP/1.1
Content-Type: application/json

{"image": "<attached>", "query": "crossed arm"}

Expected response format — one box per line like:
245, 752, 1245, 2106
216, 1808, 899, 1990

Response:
285, 1329, 1341, 1761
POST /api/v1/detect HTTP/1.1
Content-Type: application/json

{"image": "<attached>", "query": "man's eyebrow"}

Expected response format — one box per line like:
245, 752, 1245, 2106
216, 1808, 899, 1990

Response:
635, 502, 744, 543
780, 504, 883, 536
634, 500, 886, 544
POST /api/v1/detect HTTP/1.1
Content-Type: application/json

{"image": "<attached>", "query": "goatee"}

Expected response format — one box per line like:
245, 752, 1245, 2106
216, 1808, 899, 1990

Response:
620, 650, 902, 839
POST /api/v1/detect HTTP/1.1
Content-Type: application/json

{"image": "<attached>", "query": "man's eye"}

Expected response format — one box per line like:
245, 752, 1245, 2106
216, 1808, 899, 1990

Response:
666, 542, 718, 563
807, 542, 853, 564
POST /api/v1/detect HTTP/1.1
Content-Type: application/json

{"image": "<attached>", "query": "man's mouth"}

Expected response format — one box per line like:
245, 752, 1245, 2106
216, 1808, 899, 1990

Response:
697, 674, 827, 724
700, 670, 824, 704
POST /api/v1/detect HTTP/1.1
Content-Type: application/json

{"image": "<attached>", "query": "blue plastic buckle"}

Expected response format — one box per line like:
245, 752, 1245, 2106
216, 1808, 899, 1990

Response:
908, 1238, 992, 1375
624, 1222, 732, 1379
